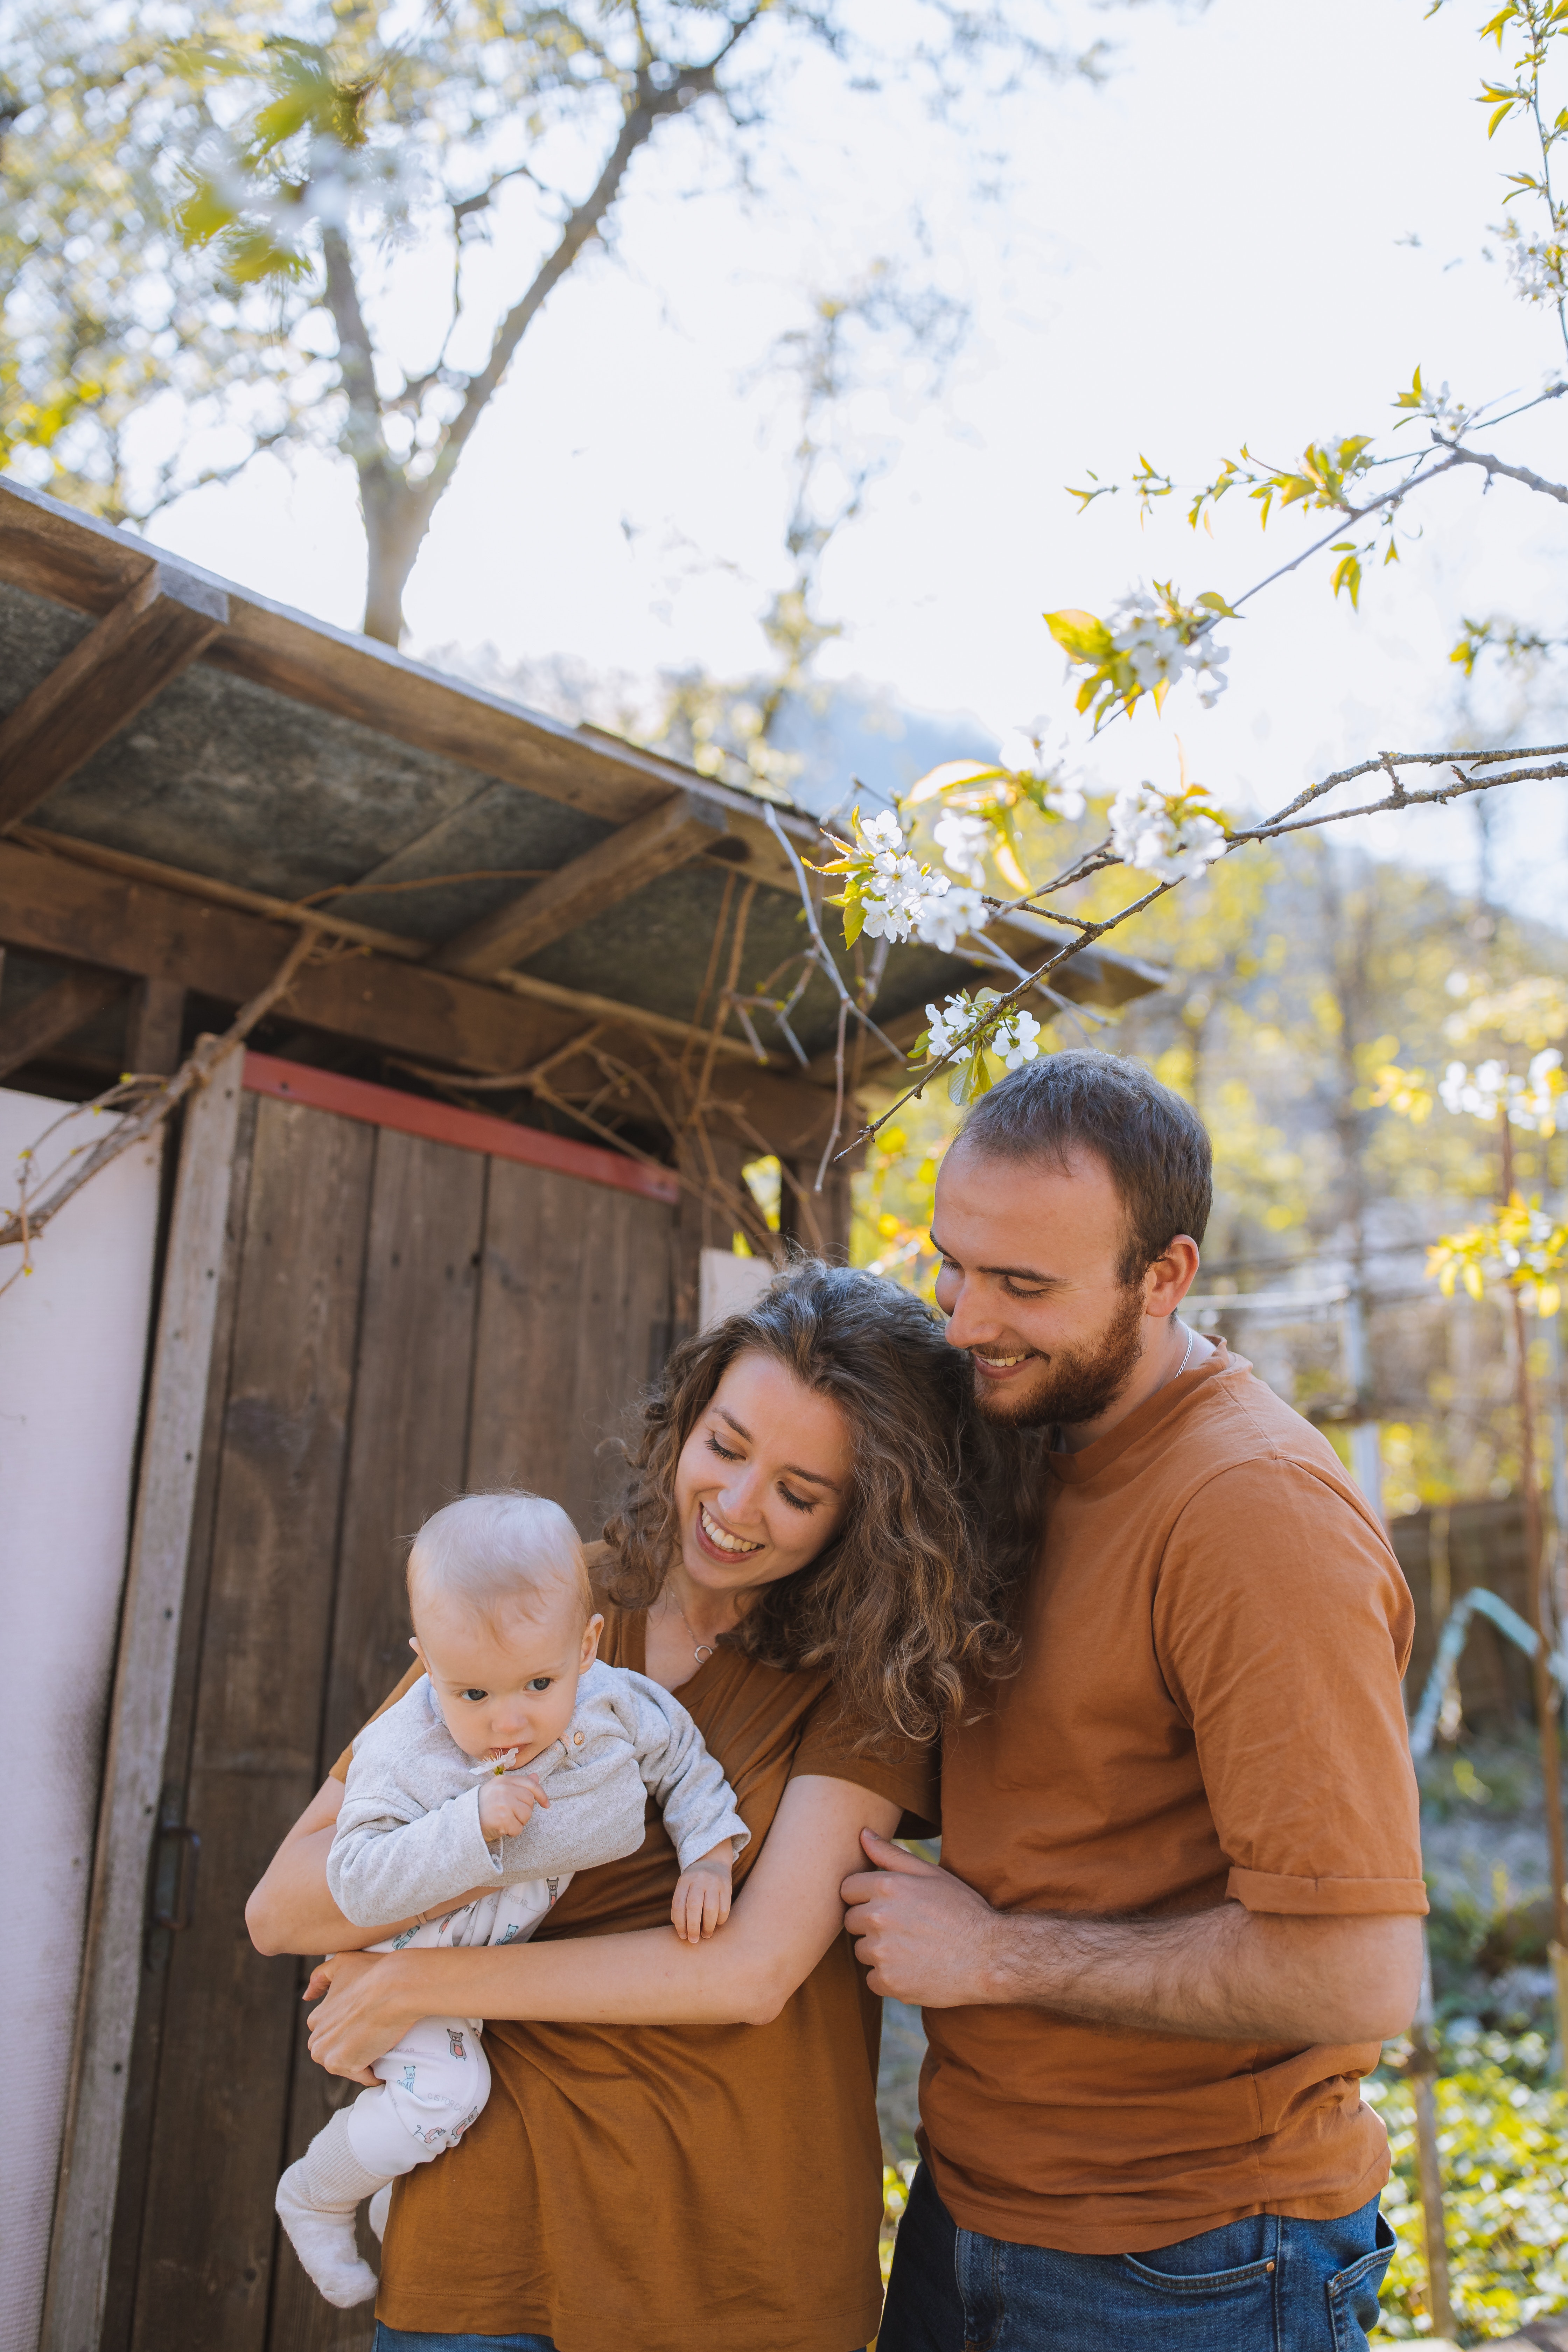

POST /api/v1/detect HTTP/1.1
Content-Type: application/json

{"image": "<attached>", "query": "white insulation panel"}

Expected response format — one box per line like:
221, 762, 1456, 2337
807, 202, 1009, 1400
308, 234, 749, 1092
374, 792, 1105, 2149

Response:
0, 1091, 162, 2352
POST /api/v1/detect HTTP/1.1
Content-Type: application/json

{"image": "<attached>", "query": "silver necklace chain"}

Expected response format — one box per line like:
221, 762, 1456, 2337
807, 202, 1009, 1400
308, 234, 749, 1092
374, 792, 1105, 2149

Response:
662, 1590, 718, 1665
1174, 1320, 1198, 1377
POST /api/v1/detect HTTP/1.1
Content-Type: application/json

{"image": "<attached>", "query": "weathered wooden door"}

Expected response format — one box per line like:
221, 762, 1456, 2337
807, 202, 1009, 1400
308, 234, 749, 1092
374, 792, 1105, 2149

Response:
104, 1066, 677, 2352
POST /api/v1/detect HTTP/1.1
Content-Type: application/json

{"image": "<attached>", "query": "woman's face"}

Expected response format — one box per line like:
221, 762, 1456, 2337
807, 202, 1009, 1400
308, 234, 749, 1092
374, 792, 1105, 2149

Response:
672, 1350, 853, 1602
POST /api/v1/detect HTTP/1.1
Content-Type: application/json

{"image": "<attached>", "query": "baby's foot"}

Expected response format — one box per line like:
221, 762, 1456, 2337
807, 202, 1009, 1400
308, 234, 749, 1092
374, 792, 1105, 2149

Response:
369, 2184, 392, 2242
276, 2161, 379, 2308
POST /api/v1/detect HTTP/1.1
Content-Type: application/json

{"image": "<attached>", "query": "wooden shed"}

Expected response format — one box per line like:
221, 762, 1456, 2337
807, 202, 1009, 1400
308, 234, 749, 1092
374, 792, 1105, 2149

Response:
0, 479, 1161, 2352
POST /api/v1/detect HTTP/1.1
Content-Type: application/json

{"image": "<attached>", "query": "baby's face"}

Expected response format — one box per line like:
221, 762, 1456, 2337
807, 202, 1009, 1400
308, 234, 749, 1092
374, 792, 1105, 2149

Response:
411, 1584, 603, 1765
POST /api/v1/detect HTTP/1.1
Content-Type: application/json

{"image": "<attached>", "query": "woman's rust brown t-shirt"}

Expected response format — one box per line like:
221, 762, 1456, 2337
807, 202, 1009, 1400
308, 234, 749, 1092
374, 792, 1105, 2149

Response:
330, 1592, 935, 2352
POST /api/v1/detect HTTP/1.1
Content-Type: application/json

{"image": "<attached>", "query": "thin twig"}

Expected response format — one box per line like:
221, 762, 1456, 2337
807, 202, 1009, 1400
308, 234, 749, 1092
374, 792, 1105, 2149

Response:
0, 932, 314, 1262
844, 744, 1552, 1153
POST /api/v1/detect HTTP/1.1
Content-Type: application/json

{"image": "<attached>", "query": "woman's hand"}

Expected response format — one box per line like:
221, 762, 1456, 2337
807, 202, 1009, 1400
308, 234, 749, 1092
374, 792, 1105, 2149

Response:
303, 1951, 421, 2084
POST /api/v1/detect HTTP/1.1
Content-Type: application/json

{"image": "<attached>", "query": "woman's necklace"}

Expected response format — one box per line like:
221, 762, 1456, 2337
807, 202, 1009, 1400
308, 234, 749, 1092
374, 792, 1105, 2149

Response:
662, 1588, 720, 1665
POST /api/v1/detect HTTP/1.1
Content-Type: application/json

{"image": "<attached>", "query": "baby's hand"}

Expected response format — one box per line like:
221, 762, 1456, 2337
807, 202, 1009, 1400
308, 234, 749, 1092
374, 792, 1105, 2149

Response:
671, 1839, 734, 1944
478, 1771, 548, 1843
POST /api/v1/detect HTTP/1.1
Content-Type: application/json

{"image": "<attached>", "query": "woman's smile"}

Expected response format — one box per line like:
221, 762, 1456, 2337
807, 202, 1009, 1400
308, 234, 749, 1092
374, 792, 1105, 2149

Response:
695, 1501, 764, 1558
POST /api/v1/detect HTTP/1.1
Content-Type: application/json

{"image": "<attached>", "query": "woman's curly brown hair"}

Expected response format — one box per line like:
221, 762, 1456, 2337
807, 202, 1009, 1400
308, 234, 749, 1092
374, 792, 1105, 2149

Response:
602, 1260, 1040, 1744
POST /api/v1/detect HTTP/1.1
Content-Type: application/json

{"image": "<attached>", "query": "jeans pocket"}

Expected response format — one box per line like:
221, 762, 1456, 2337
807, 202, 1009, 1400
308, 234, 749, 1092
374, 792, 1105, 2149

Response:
1118, 2249, 1279, 2297
1326, 2212, 1397, 2351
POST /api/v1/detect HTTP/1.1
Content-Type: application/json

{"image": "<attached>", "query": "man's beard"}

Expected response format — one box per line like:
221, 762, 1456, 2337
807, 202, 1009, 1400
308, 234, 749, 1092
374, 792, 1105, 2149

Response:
969, 1284, 1148, 1432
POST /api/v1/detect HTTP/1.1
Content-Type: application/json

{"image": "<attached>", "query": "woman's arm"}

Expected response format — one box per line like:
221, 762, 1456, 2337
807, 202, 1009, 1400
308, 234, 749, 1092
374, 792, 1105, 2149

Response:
304, 1774, 902, 2078
246, 1778, 419, 1957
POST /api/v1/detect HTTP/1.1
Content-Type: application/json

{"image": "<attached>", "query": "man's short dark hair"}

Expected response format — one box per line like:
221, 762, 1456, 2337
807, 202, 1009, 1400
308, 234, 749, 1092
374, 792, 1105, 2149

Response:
958, 1049, 1212, 1285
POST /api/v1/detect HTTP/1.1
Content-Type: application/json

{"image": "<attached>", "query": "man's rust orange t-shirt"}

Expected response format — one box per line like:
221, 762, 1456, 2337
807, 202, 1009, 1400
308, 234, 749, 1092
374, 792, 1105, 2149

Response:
919, 1345, 1427, 2256
331, 1578, 935, 2352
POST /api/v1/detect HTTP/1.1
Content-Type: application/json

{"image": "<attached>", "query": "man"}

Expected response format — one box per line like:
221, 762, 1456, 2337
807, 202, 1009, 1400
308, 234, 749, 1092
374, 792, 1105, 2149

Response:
844, 1050, 1424, 2352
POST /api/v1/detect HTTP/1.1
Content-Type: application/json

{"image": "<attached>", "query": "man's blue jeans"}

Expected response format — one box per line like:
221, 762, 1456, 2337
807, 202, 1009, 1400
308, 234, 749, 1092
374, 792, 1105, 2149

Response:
877, 2162, 1396, 2351
373, 2332, 554, 2350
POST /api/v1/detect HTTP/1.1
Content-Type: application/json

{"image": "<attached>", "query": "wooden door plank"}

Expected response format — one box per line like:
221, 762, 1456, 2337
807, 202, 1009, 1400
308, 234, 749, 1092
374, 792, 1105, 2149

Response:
101, 1095, 259, 2352
40, 1063, 245, 2352
0, 563, 228, 827
318, 1129, 487, 1765
468, 1162, 674, 1536
269, 1129, 486, 2352
127, 1096, 376, 2352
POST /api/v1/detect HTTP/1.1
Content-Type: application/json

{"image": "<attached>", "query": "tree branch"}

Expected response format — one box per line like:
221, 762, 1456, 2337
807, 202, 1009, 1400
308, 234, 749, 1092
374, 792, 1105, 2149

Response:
427, 18, 763, 499
1434, 438, 1568, 504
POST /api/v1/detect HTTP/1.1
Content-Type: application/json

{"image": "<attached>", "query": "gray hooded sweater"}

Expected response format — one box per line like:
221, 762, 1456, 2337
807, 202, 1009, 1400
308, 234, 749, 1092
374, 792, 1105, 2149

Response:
328, 1660, 750, 1929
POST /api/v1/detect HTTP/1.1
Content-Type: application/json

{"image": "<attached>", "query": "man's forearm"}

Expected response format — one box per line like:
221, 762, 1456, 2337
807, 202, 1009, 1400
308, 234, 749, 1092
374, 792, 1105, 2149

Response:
843, 1833, 1424, 2044
978, 1902, 1421, 2046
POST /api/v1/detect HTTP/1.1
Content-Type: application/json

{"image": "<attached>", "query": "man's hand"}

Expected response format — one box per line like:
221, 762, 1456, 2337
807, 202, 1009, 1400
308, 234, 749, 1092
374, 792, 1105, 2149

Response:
478, 1771, 549, 1843
672, 1841, 735, 1944
842, 1829, 1423, 2046
841, 1829, 1003, 2006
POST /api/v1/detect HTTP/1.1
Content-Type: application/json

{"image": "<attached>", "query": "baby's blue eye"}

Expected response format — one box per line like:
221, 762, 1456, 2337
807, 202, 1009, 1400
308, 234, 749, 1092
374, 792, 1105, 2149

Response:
461, 1688, 486, 1702
527, 1676, 552, 1693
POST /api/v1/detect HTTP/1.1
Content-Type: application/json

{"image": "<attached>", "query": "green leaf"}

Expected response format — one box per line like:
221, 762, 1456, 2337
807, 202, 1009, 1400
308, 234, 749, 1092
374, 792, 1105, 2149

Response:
1044, 608, 1115, 663
906, 760, 1003, 803
841, 901, 866, 948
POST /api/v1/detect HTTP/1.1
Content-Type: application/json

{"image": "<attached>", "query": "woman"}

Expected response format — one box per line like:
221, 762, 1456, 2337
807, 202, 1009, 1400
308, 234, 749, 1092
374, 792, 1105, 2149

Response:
248, 1261, 1035, 2352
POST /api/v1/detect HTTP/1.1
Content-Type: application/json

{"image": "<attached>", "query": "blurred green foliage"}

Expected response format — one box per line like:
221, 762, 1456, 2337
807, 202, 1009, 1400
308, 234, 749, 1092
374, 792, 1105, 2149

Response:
1370, 2051, 1568, 2342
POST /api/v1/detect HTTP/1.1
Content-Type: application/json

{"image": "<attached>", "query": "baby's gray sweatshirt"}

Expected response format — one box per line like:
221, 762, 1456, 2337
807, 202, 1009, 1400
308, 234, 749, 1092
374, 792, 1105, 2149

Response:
328, 1660, 750, 1928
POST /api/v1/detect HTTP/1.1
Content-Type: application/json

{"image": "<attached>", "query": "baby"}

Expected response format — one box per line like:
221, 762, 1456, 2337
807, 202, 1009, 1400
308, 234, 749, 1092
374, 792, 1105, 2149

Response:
275, 1490, 749, 2309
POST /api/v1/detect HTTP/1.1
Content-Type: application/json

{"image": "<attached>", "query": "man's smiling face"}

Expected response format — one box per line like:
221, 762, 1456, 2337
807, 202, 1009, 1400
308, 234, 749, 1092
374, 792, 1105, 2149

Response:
931, 1136, 1159, 1432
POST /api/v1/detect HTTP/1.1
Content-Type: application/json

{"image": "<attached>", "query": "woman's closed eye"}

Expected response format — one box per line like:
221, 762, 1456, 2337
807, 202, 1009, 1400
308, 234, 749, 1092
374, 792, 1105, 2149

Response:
776, 1483, 816, 1516
706, 1432, 743, 1464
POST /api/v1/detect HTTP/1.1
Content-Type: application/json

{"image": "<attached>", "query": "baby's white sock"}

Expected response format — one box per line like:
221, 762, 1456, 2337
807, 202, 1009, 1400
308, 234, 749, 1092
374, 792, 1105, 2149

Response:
275, 2103, 390, 2308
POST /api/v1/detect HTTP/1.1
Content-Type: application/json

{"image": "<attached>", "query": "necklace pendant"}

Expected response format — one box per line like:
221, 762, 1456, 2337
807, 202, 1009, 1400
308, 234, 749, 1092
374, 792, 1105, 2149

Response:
693, 1642, 715, 1663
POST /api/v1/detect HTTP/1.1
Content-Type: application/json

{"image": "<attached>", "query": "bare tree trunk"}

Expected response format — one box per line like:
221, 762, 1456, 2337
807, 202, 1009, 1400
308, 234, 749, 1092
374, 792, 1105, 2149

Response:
316, 30, 750, 646
360, 474, 440, 648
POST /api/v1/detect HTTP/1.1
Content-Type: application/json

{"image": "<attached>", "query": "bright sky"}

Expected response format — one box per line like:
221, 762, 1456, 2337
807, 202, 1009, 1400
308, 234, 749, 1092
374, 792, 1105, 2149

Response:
146, 0, 1568, 925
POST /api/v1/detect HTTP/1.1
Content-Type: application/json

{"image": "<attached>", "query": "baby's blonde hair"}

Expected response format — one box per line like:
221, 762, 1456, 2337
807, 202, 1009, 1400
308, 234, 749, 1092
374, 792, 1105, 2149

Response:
407, 1491, 592, 1632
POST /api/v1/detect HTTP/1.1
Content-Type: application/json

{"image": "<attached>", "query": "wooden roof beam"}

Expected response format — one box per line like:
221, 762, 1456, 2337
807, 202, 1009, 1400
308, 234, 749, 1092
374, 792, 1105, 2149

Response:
0, 842, 840, 1156
433, 790, 731, 979
0, 964, 131, 1081
0, 563, 228, 830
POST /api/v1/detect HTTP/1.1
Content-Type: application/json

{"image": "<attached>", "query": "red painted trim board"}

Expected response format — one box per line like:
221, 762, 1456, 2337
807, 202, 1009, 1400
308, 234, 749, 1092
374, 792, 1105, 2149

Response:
241, 1051, 681, 1204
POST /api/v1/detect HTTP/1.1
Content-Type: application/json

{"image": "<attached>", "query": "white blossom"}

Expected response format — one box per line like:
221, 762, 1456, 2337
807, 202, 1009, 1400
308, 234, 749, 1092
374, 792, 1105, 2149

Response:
994, 725, 1090, 816
933, 810, 990, 884
914, 882, 989, 954
1414, 378, 1472, 436
1109, 782, 1228, 883
1439, 1050, 1565, 1132
1107, 594, 1230, 710
924, 993, 977, 1057
1042, 778, 1088, 820
861, 809, 904, 854
1505, 229, 1568, 306
994, 1009, 1043, 1069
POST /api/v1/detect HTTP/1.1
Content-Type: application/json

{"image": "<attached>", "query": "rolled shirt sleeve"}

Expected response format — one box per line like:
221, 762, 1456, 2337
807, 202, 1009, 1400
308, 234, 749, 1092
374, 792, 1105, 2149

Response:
1154, 1455, 1428, 1920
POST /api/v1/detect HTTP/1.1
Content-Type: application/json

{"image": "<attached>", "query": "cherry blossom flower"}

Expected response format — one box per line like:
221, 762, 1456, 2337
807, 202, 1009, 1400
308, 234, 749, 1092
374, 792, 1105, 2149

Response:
1109, 782, 1228, 883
